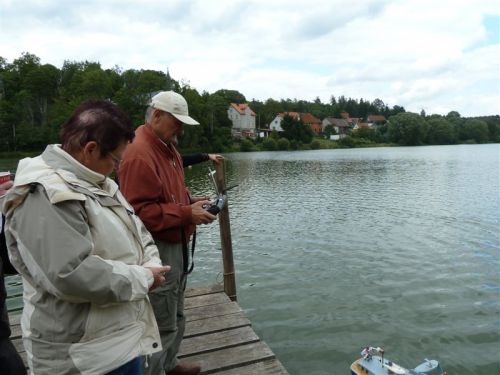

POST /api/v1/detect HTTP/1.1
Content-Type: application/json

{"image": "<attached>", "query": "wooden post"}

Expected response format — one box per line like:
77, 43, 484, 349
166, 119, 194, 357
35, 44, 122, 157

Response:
214, 161, 237, 301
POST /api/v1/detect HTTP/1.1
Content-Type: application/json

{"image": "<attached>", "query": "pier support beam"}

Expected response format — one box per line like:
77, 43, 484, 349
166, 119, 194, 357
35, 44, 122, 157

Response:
214, 161, 237, 301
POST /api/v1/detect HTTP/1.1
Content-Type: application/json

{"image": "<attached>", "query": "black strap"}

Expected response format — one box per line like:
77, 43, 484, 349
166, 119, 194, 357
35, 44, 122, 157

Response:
181, 228, 196, 275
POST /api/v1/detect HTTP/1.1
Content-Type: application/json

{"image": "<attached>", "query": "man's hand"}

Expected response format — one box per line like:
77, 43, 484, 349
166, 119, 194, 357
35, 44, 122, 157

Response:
0, 180, 13, 196
190, 200, 216, 225
190, 195, 210, 203
147, 265, 171, 290
208, 154, 224, 164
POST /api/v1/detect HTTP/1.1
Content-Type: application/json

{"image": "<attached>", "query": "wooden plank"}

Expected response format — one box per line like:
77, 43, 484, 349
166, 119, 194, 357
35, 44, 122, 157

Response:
10, 323, 21, 339
9, 312, 21, 326
185, 284, 224, 298
185, 292, 230, 310
184, 341, 275, 374
185, 301, 241, 322
179, 326, 259, 357
214, 359, 289, 375
184, 311, 250, 338
7, 286, 290, 374
12, 337, 24, 354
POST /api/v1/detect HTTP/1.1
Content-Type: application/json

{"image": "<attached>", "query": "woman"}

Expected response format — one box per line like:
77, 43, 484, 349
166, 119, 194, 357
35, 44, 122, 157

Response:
2, 100, 169, 375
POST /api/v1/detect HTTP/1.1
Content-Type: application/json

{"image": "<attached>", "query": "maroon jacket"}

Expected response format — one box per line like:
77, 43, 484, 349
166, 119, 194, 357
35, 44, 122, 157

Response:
118, 125, 194, 243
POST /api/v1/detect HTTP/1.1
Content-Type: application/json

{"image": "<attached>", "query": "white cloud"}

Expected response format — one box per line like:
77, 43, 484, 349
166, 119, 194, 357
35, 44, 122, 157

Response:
0, 0, 498, 116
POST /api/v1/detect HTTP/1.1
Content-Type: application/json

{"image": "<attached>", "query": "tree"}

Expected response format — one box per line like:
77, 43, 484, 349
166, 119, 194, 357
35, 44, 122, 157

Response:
371, 98, 386, 114
352, 127, 379, 143
324, 124, 337, 137
459, 119, 489, 143
387, 112, 429, 145
262, 137, 277, 151
213, 89, 246, 104
240, 138, 254, 152
426, 116, 456, 144
388, 105, 406, 117
479, 115, 500, 142
281, 115, 313, 144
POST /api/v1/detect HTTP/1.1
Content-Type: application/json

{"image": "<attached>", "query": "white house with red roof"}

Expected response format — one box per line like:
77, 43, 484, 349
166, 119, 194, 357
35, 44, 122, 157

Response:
228, 103, 256, 138
269, 112, 300, 132
269, 112, 323, 135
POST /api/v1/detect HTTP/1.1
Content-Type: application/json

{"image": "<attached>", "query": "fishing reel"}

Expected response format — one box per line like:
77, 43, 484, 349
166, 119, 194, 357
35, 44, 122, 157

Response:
205, 193, 227, 215
203, 167, 236, 215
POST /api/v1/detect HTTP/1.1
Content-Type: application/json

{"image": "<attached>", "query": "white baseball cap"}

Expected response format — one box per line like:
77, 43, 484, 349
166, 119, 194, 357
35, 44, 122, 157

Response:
150, 91, 200, 125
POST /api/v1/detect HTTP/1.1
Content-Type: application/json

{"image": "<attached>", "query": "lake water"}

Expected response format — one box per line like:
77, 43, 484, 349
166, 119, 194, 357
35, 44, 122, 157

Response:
3, 144, 500, 374
185, 144, 499, 374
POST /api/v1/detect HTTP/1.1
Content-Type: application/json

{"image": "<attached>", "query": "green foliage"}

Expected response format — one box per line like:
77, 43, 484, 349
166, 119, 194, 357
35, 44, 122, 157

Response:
269, 130, 280, 140
351, 127, 382, 143
310, 140, 320, 149
277, 137, 290, 150
338, 136, 356, 148
458, 119, 489, 143
281, 115, 313, 144
426, 116, 456, 144
338, 135, 376, 148
240, 138, 254, 152
324, 124, 337, 136
387, 112, 429, 145
262, 137, 277, 151
289, 140, 299, 150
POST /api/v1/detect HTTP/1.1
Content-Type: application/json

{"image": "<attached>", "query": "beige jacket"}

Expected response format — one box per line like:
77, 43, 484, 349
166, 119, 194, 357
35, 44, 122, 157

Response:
2, 145, 162, 374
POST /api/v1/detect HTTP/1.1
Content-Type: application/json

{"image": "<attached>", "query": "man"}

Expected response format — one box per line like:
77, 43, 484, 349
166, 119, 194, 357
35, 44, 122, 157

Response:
0, 180, 26, 375
119, 91, 216, 375
2, 100, 170, 374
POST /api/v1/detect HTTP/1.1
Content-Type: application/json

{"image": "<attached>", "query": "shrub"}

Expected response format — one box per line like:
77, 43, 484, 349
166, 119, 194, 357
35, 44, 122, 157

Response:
240, 138, 254, 152
262, 137, 277, 151
338, 136, 355, 147
310, 140, 320, 149
277, 138, 290, 150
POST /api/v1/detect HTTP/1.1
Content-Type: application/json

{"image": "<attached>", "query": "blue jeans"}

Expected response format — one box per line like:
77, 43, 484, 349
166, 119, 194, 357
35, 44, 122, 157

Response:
106, 357, 141, 375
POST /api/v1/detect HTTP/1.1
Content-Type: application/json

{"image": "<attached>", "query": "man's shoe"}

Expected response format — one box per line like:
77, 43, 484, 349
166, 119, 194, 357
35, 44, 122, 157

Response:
166, 362, 201, 375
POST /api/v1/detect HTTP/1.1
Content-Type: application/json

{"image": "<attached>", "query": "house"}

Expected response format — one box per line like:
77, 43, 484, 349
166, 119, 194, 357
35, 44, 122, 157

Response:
269, 112, 300, 132
269, 112, 321, 135
300, 113, 322, 135
228, 103, 256, 138
348, 117, 360, 126
322, 117, 350, 138
353, 122, 371, 130
366, 114, 386, 125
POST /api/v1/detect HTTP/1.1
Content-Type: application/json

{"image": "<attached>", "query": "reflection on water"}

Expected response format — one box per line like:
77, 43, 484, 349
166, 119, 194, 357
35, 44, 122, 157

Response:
186, 144, 500, 375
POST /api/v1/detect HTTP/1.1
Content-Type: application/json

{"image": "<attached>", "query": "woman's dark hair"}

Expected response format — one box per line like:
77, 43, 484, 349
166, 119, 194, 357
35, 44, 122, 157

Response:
60, 100, 135, 156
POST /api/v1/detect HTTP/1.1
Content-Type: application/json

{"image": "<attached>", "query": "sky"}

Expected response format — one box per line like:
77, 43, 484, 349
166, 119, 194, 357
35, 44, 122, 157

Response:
1, 0, 499, 117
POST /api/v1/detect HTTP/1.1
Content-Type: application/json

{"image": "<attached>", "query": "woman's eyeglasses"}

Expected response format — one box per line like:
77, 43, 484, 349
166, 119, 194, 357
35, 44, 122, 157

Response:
108, 151, 122, 167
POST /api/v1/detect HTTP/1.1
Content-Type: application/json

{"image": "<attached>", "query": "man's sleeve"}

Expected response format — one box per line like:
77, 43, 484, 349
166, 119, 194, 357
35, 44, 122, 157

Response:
182, 153, 208, 168
6, 185, 151, 305
118, 157, 192, 234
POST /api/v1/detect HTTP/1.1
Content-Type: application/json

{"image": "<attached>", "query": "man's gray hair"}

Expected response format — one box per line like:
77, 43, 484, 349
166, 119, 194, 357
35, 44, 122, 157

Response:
145, 106, 155, 123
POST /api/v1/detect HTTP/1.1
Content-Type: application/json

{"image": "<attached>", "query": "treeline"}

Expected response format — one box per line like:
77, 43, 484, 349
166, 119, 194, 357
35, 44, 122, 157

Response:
340, 111, 500, 148
1, 52, 498, 153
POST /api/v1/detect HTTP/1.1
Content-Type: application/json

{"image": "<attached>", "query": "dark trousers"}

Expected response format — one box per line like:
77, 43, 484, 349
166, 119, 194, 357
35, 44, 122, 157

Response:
0, 338, 26, 375
106, 357, 141, 375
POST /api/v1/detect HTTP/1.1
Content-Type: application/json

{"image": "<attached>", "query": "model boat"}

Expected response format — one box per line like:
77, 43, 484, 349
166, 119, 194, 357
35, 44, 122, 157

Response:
350, 346, 445, 375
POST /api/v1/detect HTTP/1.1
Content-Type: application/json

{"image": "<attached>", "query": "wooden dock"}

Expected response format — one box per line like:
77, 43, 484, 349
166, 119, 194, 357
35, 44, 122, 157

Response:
9, 284, 289, 374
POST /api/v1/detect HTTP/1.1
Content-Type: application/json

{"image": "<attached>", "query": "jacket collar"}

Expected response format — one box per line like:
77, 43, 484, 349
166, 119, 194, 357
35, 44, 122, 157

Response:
42, 145, 118, 196
139, 124, 178, 158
